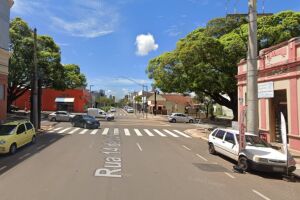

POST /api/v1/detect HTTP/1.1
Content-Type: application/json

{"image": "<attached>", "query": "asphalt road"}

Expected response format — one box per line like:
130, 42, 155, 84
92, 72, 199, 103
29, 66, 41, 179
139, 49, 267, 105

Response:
0, 109, 299, 200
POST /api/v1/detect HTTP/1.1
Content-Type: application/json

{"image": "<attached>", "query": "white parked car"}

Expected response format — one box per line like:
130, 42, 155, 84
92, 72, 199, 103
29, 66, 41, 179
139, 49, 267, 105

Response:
168, 113, 194, 123
48, 111, 75, 122
126, 107, 134, 113
208, 128, 296, 173
110, 107, 116, 112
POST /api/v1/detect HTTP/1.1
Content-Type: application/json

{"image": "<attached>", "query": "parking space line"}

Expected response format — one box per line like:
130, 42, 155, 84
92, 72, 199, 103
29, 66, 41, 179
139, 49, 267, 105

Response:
19, 153, 31, 160
196, 154, 208, 161
224, 172, 235, 179
252, 190, 271, 200
0, 166, 7, 171
136, 143, 143, 151
182, 145, 191, 151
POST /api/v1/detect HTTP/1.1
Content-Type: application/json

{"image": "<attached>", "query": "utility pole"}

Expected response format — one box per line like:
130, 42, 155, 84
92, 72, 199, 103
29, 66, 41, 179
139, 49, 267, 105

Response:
154, 90, 157, 116
89, 85, 94, 107
32, 28, 38, 129
246, 0, 259, 135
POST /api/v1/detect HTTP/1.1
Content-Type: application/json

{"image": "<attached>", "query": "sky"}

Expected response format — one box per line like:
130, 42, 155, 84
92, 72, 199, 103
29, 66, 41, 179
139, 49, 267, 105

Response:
10, 0, 300, 99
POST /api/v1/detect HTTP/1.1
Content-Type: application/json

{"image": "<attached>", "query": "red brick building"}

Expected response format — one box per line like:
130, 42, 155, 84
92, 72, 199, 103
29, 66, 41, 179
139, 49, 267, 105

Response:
14, 88, 91, 113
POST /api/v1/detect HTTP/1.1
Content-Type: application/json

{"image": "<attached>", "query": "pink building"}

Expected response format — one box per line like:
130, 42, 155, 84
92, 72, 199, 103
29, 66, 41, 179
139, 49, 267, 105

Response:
237, 37, 300, 151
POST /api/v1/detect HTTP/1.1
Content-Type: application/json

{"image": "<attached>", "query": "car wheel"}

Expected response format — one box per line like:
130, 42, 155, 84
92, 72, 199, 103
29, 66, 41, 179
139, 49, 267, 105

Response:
31, 135, 36, 144
208, 143, 216, 155
238, 156, 250, 172
189, 119, 193, 123
50, 117, 55, 122
9, 143, 17, 155
171, 118, 176, 123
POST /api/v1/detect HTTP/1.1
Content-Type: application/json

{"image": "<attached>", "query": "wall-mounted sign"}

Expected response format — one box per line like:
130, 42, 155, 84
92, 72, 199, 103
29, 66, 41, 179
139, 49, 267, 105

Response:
258, 82, 274, 98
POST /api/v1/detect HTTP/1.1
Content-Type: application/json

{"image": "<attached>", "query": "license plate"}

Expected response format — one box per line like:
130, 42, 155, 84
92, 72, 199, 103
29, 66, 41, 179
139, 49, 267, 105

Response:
273, 167, 284, 172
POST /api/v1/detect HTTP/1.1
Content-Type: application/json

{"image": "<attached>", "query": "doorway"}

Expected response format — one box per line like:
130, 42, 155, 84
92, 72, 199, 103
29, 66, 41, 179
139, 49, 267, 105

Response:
269, 90, 289, 143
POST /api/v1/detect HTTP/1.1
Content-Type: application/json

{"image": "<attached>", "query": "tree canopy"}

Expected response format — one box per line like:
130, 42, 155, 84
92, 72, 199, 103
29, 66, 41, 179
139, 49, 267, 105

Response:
8, 17, 87, 107
146, 11, 300, 120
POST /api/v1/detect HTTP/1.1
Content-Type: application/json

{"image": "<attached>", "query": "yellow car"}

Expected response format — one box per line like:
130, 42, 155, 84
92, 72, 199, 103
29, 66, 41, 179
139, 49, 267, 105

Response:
0, 120, 36, 154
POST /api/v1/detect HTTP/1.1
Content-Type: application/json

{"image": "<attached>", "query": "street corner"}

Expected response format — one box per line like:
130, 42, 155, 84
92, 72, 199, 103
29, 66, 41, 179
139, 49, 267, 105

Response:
184, 128, 209, 141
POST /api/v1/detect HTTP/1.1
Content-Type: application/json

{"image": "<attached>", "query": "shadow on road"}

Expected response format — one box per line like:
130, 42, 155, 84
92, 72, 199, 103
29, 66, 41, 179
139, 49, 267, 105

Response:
0, 132, 65, 176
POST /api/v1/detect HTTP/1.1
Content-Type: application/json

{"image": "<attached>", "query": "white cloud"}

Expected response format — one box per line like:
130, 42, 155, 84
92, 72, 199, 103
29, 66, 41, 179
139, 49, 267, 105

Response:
135, 33, 159, 56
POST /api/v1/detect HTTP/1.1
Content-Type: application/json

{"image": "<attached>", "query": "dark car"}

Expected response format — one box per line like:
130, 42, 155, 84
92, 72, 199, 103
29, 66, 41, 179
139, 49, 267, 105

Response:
71, 115, 100, 129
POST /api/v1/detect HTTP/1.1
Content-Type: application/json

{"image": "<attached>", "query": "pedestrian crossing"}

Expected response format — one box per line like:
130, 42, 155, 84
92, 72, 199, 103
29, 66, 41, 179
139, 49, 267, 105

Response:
47, 127, 192, 138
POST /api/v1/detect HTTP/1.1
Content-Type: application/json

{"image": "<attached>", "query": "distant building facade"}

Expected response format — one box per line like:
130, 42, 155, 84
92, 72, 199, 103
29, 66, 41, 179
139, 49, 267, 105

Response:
0, 0, 13, 122
14, 88, 90, 113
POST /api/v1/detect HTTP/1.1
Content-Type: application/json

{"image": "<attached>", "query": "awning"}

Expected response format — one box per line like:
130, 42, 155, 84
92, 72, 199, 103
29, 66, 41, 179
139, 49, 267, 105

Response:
55, 98, 75, 103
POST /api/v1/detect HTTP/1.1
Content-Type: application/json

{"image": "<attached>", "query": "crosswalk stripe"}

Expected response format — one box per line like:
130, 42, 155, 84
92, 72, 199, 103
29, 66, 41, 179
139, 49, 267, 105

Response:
163, 129, 179, 137
124, 129, 130, 136
134, 129, 143, 136
102, 128, 109, 135
90, 129, 98, 135
68, 128, 80, 134
173, 130, 191, 138
114, 128, 119, 135
58, 127, 71, 134
79, 129, 88, 134
144, 129, 154, 136
153, 129, 166, 137
48, 127, 63, 133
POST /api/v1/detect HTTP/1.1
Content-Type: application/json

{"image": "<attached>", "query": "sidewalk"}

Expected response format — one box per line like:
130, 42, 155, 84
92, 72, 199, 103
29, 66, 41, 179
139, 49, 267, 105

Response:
135, 113, 168, 121
184, 124, 300, 178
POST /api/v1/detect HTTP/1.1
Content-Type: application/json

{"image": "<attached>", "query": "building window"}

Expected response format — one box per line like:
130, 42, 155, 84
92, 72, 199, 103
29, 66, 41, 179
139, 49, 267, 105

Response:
0, 84, 4, 100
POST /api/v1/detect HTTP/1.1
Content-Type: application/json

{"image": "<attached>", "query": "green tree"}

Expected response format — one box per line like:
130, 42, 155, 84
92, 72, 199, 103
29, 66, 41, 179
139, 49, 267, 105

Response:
7, 18, 87, 108
146, 11, 300, 120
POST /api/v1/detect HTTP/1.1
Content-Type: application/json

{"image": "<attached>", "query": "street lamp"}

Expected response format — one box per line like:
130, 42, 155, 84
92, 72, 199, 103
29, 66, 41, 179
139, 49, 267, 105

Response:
89, 85, 94, 107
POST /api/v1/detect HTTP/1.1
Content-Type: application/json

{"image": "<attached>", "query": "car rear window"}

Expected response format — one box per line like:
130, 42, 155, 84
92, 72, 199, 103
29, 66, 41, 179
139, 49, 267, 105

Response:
215, 130, 226, 139
0, 125, 17, 136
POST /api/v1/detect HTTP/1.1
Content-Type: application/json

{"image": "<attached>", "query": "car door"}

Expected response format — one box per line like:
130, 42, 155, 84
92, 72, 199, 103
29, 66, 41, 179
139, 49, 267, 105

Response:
25, 122, 35, 143
223, 132, 238, 160
16, 124, 26, 147
61, 112, 69, 121
213, 129, 226, 154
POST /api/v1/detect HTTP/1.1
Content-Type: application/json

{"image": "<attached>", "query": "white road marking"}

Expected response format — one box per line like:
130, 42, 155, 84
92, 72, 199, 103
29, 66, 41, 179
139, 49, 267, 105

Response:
90, 129, 98, 135
0, 166, 7, 171
196, 154, 208, 161
36, 144, 46, 150
173, 130, 191, 138
224, 172, 235, 179
134, 129, 143, 136
19, 153, 31, 160
124, 129, 130, 136
153, 129, 166, 137
136, 143, 143, 151
58, 127, 71, 134
102, 128, 109, 135
48, 127, 62, 133
163, 129, 179, 137
252, 190, 271, 200
114, 128, 119, 135
182, 145, 191, 151
144, 129, 154, 136
68, 128, 80, 134
79, 129, 88, 134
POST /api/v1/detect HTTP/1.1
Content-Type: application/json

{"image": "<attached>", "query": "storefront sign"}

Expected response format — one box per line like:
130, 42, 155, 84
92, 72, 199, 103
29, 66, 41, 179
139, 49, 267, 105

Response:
258, 82, 274, 98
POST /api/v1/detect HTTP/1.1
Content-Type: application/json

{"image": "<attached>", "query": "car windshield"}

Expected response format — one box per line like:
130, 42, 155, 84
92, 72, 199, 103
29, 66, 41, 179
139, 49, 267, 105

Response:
236, 134, 270, 148
83, 115, 95, 120
0, 125, 17, 136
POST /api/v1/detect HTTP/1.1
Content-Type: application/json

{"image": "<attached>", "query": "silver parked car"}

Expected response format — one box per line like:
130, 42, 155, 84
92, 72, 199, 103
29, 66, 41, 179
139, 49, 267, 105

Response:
48, 111, 75, 122
168, 113, 194, 123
